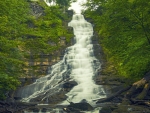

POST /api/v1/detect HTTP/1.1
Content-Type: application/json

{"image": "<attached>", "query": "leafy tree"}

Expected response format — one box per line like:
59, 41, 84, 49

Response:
85, 0, 150, 78
128, 0, 150, 44
0, 0, 29, 99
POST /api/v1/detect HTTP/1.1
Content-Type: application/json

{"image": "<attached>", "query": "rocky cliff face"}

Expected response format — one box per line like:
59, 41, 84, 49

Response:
26, 46, 67, 77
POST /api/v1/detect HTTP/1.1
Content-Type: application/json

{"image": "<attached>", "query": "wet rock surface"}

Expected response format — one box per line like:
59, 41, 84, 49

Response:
62, 81, 78, 91
100, 106, 112, 113
67, 102, 93, 111
62, 101, 93, 113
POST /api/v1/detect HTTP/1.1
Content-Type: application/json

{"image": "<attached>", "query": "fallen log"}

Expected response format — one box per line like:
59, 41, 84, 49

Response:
125, 71, 150, 99
136, 81, 150, 100
96, 86, 131, 103
130, 98, 150, 107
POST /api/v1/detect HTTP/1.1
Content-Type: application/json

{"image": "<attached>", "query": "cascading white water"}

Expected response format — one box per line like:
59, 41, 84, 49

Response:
61, 14, 106, 105
16, 1, 107, 110
17, 13, 106, 106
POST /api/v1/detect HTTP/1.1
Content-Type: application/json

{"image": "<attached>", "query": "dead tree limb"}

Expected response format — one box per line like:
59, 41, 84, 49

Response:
96, 86, 131, 103
125, 71, 150, 99
136, 81, 150, 100
130, 98, 150, 107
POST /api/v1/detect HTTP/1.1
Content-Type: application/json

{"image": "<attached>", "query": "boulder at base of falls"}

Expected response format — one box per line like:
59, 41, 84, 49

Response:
63, 101, 94, 112
99, 106, 112, 113
62, 81, 77, 91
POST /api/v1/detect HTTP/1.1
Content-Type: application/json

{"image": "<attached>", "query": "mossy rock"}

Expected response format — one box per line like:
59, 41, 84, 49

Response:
100, 107, 112, 113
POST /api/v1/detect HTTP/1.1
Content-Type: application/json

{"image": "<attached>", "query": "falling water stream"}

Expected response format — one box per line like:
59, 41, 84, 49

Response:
20, 1, 107, 113
61, 14, 106, 105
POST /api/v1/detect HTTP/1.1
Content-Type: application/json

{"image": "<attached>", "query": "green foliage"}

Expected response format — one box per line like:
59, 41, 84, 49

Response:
85, 0, 150, 79
0, 0, 29, 99
23, 4, 73, 54
0, 0, 29, 38
0, 37, 24, 75
0, 0, 73, 99
0, 73, 20, 100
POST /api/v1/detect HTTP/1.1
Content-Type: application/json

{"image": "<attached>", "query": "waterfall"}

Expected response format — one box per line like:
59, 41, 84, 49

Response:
16, 1, 106, 108
17, 13, 106, 106
61, 14, 106, 105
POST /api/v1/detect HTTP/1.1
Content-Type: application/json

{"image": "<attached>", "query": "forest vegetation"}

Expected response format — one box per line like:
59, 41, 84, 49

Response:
84, 0, 150, 106
0, 0, 73, 100
85, 0, 150, 80
1, 0, 150, 103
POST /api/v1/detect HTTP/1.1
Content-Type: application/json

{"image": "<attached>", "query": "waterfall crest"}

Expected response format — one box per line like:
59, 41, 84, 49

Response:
17, 13, 106, 105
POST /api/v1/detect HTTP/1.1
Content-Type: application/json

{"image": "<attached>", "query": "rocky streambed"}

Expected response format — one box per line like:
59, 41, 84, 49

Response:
94, 56, 150, 113
1, 37, 150, 113
1, 61, 150, 113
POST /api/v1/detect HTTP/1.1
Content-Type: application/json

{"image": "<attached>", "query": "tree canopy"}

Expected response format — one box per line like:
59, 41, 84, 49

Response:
85, 0, 150, 79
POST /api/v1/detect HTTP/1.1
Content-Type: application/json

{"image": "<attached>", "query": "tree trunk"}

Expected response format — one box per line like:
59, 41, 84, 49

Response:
125, 71, 150, 99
